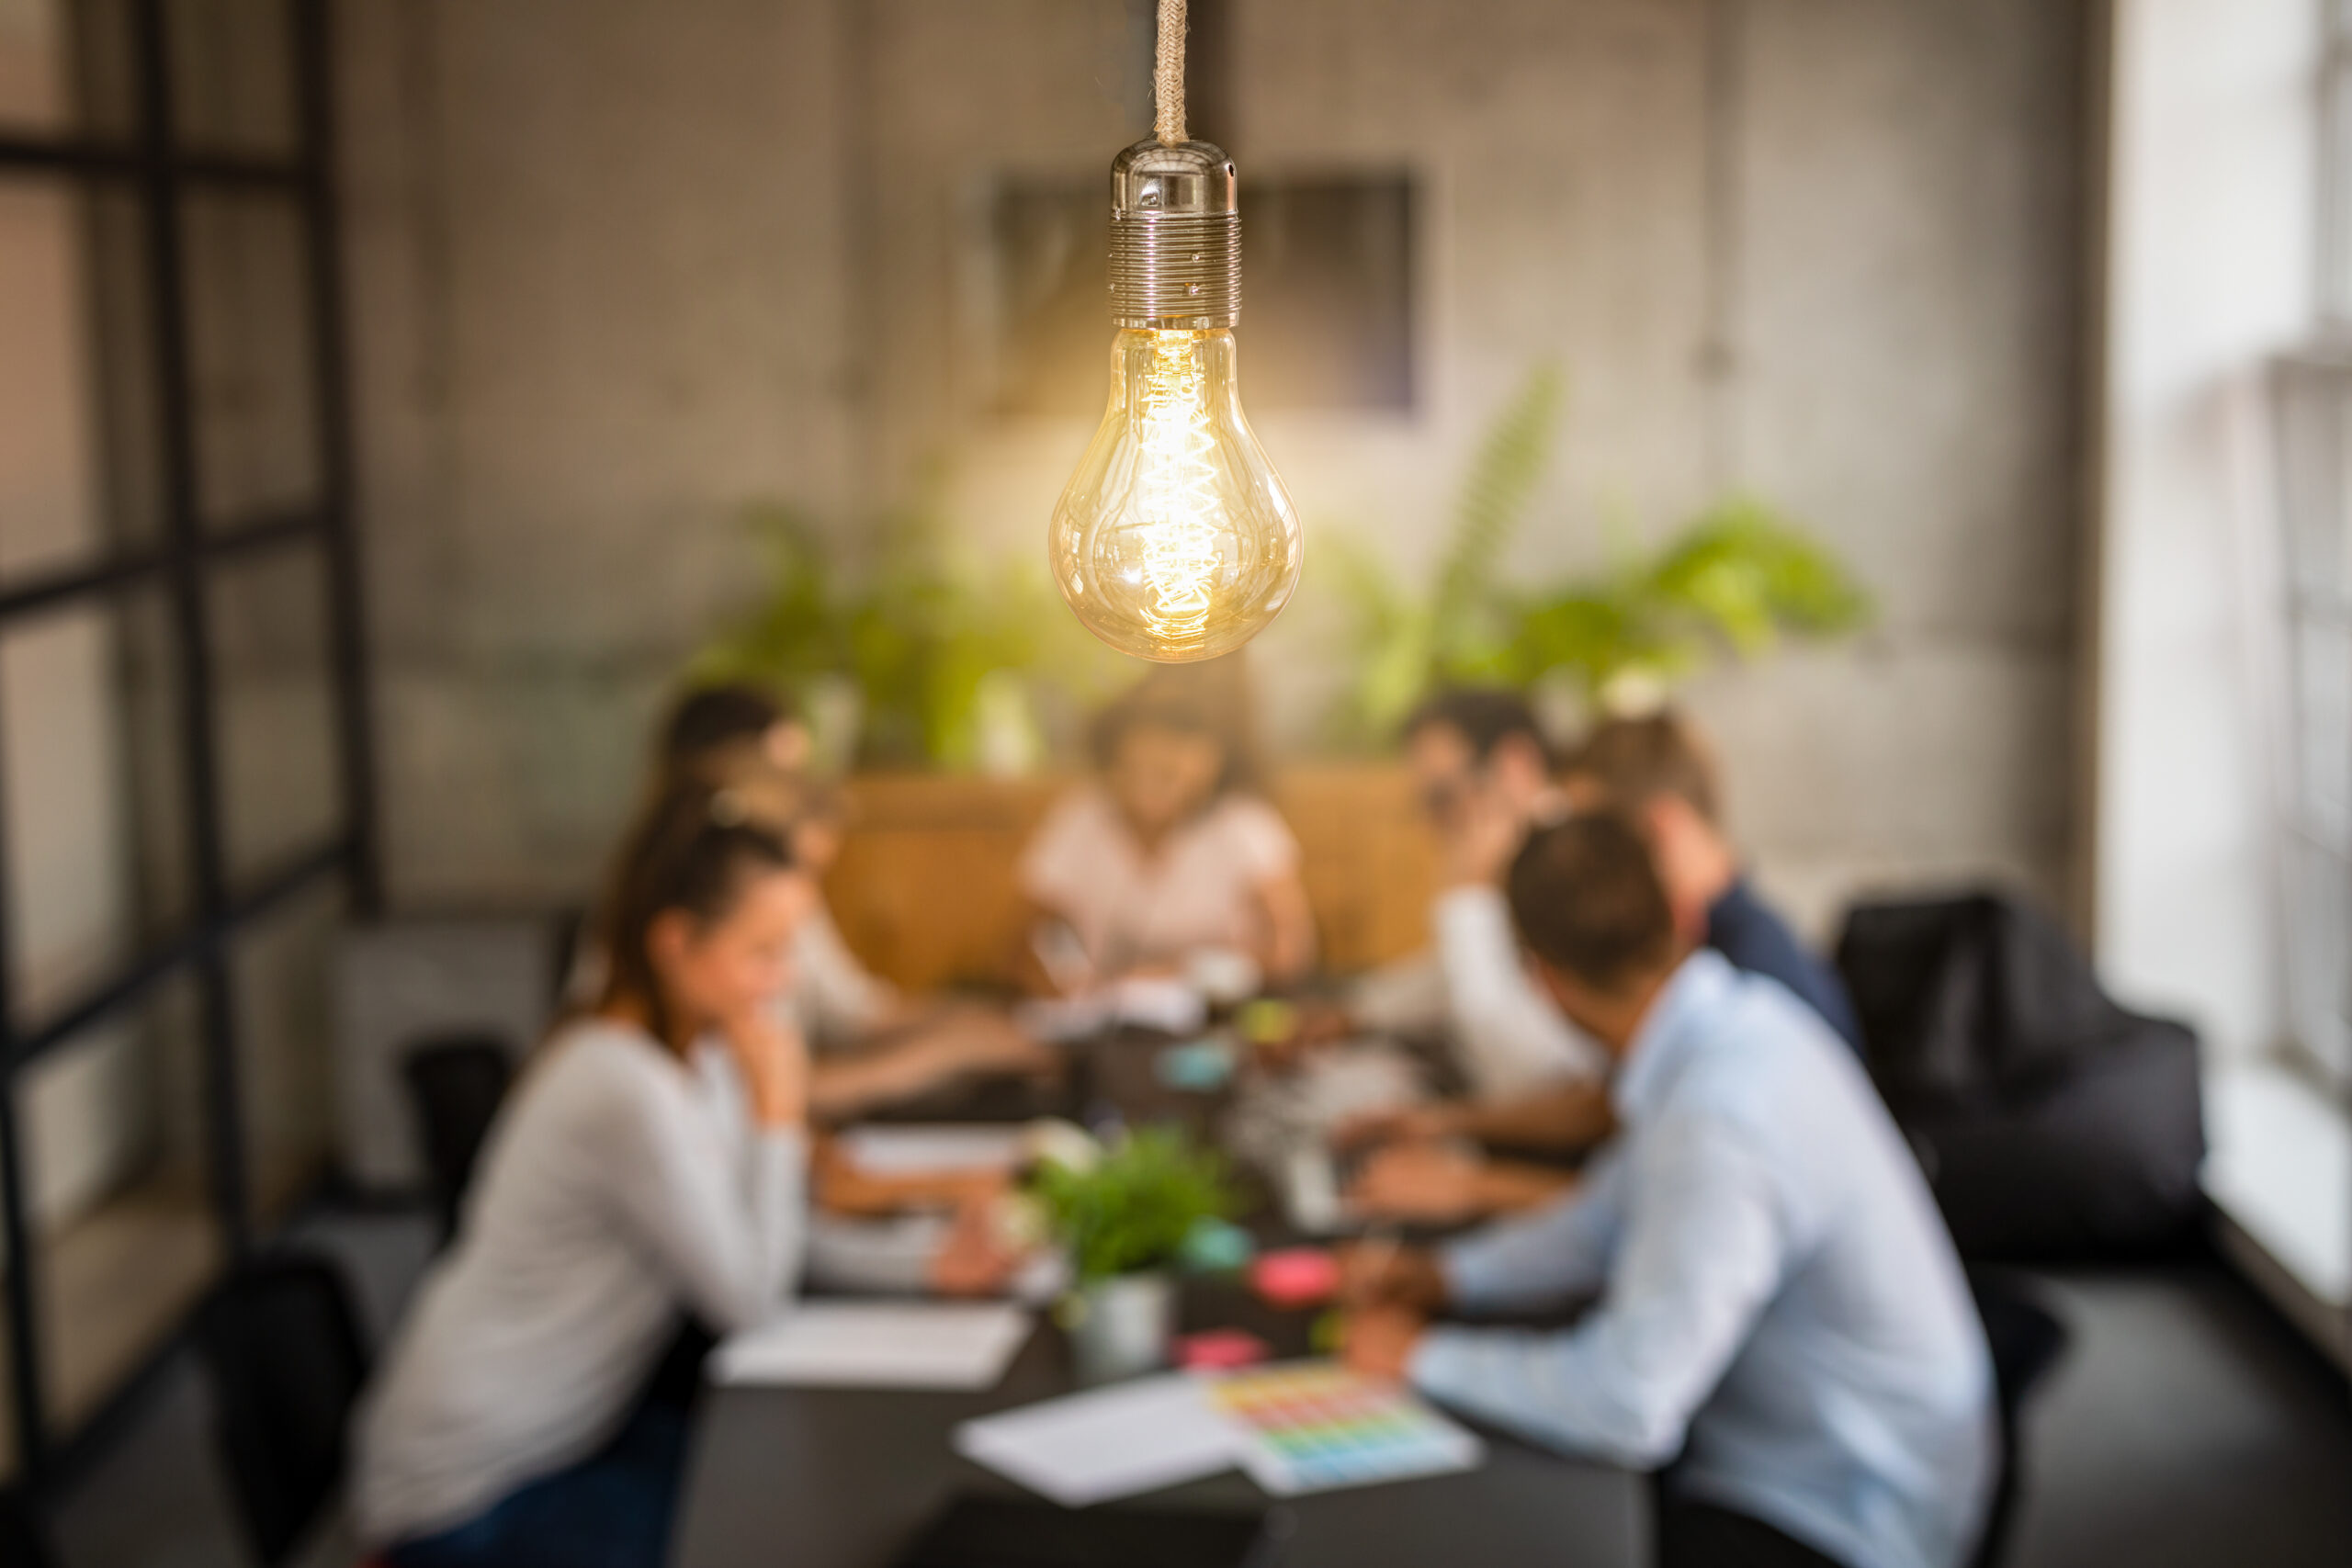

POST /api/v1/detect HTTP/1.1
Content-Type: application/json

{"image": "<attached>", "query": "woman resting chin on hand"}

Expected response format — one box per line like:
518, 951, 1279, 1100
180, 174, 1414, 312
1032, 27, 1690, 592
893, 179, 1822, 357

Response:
353, 773, 815, 1568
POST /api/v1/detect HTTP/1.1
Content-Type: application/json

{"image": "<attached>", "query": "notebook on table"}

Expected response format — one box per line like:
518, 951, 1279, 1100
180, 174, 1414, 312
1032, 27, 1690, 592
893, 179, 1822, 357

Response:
712, 1302, 1032, 1389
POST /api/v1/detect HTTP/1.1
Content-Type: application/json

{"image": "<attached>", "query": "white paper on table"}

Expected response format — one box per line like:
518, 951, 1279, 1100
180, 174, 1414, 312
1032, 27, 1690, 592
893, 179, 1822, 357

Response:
712, 1302, 1032, 1390
953, 1373, 1242, 1507
1013, 976, 1208, 1043
836, 1124, 1028, 1178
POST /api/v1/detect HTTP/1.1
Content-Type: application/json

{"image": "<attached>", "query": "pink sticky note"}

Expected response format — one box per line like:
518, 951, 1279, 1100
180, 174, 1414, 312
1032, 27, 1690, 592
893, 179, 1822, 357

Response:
1250, 1247, 1340, 1308
1176, 1328, 1271, 1371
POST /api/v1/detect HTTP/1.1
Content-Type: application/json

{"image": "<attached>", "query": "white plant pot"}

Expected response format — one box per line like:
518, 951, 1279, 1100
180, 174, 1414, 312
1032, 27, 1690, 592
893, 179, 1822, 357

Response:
1067, 1272, 1176, 1384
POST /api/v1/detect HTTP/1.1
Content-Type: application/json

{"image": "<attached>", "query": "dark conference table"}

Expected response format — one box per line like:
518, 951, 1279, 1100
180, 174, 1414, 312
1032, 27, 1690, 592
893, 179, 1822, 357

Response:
672, 1314, 1648, 1568
673, 1032, 1649, 1567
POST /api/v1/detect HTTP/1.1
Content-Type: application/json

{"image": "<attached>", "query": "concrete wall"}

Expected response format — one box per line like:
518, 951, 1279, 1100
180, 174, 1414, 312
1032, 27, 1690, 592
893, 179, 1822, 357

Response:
341, 0, 859, 906
341, 0, 2092, 939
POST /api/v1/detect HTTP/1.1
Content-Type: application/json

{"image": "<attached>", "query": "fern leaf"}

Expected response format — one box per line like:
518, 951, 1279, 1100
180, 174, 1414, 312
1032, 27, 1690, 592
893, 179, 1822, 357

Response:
1430, 364, 1564, 660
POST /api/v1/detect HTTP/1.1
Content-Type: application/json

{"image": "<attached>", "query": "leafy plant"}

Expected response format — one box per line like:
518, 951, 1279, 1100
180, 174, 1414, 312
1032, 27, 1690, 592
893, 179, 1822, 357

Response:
1322, 365, 1871, 739
1318, 367, 1565, 747
1493, 497, 1871, 703
689, 481, 1126, 770
1028, 1125, 1238, 1283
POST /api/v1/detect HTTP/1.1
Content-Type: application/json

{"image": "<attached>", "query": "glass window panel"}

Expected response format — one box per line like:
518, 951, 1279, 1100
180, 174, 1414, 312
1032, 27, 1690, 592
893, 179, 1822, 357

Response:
2281, 840, 2352, 1084
228, 875, 341, 1227
0, 0, 136, 141
2292, 619, 2351, 847
166, 0, 296, 157
7, 974, 220, 1454
0, 179, 159, 586
208, 540, 337, 886
0, 0, 71, 134
1, 585, 190, 1032
2326, 10, 2352, 324
2272, 367, 2323, 597
182, 189, 317, 526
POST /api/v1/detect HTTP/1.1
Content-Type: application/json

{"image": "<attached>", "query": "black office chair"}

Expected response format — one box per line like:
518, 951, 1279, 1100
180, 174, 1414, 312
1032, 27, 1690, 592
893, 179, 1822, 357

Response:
190, 1251, 372, 1568
1967, 1269, 2071, 1568
401, 1032, 517, 1243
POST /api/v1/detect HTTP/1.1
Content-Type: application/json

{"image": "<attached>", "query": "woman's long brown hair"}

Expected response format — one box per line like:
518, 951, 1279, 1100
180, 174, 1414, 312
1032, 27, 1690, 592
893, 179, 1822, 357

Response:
592, 773, 797, 1053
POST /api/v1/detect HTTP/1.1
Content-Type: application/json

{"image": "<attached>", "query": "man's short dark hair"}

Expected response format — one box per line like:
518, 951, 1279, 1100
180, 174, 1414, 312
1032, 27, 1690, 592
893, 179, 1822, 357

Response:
1506, 812, 1678, 993
1402, 686, 1551, 766
659, 683, 795, 765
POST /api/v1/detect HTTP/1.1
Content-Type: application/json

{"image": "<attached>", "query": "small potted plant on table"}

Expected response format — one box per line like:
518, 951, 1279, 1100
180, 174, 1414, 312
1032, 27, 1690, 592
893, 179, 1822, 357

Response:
1028, 1125, 1239, 1383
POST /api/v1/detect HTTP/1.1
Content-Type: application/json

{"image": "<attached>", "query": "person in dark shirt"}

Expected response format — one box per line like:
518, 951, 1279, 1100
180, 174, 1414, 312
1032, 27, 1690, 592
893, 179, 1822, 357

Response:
1563, 711, 1861, 1052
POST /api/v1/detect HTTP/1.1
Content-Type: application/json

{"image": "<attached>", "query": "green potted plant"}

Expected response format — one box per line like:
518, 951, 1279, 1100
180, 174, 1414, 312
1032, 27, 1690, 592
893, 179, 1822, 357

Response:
1320, 365, 1872, 743
1026, 1124, 1240, 1382
689, 478, 1129, 773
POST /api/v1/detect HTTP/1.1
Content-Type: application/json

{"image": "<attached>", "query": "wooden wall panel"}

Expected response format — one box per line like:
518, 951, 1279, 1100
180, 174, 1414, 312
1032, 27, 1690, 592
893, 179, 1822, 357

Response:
822, 765, 1438, 990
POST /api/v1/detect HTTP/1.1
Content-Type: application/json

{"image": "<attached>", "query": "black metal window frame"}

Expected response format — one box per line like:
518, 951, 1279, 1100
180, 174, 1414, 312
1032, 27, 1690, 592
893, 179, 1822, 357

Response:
0, 0, 376, 1494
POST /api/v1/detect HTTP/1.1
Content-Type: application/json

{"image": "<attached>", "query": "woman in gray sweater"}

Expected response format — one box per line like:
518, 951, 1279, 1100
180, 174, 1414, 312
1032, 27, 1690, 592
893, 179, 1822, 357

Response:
354, 773, 814, 1568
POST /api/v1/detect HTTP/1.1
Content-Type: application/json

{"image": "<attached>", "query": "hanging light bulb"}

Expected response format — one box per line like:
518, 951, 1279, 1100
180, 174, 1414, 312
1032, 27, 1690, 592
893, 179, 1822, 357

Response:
1049, 132, 1302, 663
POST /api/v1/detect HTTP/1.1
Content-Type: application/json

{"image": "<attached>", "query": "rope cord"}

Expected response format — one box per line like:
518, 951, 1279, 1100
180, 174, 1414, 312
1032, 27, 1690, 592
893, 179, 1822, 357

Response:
1154, 0, 1186, 144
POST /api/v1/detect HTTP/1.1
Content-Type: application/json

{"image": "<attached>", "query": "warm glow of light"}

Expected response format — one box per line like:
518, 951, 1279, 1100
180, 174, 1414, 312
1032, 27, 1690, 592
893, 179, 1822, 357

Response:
1135, 330, 1222, 642
1050, 325, 1301, 662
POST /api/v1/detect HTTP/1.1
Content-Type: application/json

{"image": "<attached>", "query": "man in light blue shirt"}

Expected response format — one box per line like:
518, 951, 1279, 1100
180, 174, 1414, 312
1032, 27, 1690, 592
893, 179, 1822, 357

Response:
1341, 813, 1994, 1568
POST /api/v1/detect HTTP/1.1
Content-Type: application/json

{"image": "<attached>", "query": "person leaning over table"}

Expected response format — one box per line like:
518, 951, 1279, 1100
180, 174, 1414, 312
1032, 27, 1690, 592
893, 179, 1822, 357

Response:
629, 683, 1055, 1120
653, 719, 1039, 1298
1339, 811, 1994, 1568
355, 771, 818, 1568
1341, 705, 1864, 1223
1014, 656, 1316, 994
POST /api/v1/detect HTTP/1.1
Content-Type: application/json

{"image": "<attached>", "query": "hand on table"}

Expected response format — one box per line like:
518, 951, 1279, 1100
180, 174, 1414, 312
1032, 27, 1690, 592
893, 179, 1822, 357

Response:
1340, 1303, 1428, 1383
1344, 1142, 1506, 1225
815, 1138, 1010, 1217
922, 1010, 1058, 1080
1334, 1240, 1448, 1312
927, 1194, 1028, 1297
1331, 1102, 1453, 1153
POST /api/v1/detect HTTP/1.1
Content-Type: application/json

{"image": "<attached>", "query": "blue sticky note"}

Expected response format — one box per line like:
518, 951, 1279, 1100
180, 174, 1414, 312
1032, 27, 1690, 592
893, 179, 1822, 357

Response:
1156, 1037, 1238, 1092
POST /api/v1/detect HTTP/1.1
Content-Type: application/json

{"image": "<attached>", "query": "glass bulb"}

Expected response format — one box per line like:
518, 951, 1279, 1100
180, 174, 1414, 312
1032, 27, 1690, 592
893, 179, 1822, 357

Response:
1050, 326, 1302, 662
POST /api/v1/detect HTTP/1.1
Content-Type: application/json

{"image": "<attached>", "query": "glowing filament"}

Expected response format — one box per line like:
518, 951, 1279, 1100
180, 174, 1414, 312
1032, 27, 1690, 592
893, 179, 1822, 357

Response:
1135, 331, 1221, 640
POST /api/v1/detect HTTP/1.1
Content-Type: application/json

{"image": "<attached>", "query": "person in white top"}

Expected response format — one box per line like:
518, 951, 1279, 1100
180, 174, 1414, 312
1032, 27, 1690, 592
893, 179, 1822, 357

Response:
1284, 690, 1605, 1223
1384, 688, 1605, 1093
355, 771, 816, 1568
1016, 659, 1316, 993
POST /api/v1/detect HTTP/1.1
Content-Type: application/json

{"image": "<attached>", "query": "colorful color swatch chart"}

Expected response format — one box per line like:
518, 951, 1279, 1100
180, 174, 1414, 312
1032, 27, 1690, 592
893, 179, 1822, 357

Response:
1205, 1361, 1485, 1496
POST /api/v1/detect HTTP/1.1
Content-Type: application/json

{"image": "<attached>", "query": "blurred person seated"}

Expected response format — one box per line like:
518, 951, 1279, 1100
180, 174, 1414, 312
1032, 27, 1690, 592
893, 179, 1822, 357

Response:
1342, 705, 1862, 1220
1339, 813, 1994, 1568
356, 771, 819, 1568
1328, 687, 1609, 1097
653, 683, 1053, 1120
1015, 658, 1315, 995
1564, 708, 1860, 1050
